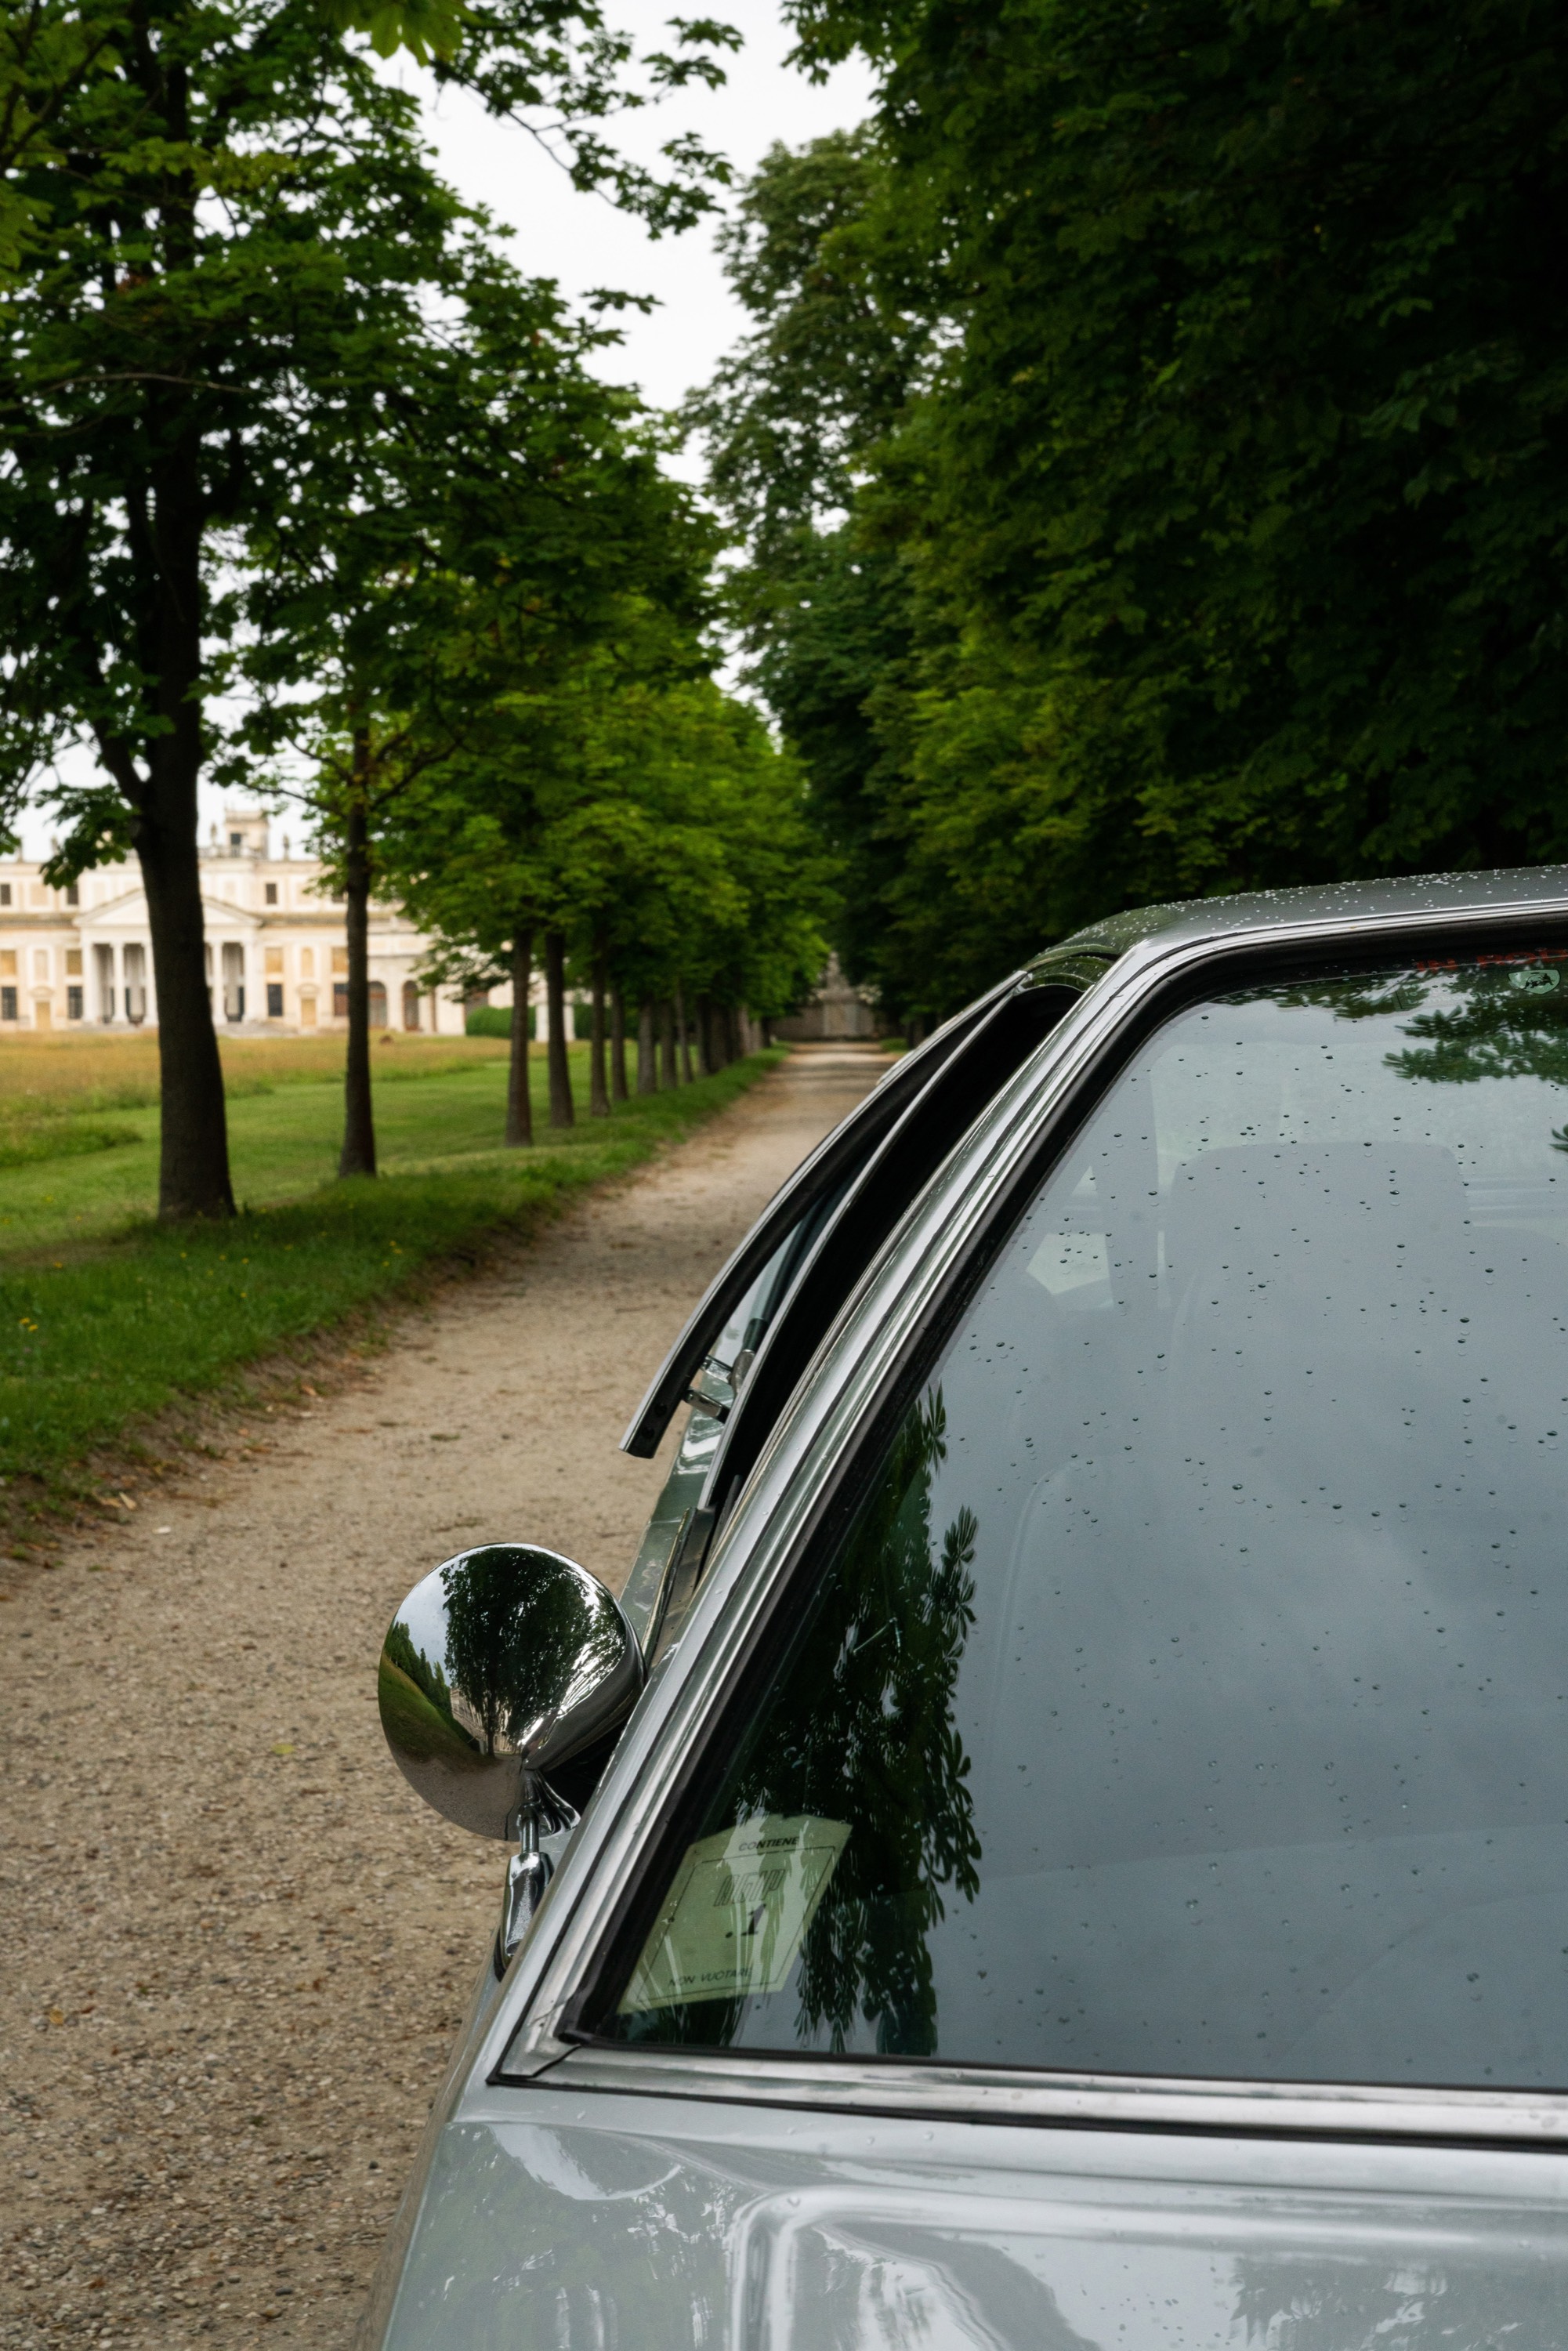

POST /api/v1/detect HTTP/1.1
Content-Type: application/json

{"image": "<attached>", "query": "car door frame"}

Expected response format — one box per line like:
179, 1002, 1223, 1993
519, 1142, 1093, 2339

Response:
641, 963, 1107, 1655
619, 974, 1026, 1462
466, 879, 1568, 2156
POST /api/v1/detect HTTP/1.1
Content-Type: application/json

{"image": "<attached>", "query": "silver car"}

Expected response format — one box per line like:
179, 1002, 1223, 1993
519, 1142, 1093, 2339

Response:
362, 870, 1568, 2349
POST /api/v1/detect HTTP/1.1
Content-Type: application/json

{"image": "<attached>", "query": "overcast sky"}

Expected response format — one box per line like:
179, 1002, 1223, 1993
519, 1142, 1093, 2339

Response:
17, 6, 875, 859
399, 2, 876, 422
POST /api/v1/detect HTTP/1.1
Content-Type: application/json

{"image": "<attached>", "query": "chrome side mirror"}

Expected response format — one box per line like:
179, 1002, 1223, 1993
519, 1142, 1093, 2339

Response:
378, 1543, 644, 1965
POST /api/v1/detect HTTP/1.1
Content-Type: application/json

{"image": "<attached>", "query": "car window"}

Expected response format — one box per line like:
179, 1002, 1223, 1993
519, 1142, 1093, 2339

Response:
699, 983, 1086, 1526
620, 991, 1016, 1460
592, 948, 1568, 2088
617, 1180, 859, 1657
683, 1178, 852, 1422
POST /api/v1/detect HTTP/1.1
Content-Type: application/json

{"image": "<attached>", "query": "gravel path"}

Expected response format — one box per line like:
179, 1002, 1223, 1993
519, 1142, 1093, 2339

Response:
0, 1046, 890, 2351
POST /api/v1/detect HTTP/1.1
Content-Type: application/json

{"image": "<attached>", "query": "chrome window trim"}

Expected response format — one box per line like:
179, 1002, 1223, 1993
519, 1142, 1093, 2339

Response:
618, 970, 1023, 1458
465, 884, 1568, 2146
545, 2045, 1568, 2149
693, 966, 1101, 1518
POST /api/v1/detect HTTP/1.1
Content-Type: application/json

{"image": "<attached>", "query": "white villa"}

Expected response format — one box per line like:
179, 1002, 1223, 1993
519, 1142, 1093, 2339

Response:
0, 802, 472, 1037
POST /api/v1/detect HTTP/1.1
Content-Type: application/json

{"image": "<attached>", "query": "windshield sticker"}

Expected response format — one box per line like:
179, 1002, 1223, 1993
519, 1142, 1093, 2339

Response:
617, 1815, 850, 2012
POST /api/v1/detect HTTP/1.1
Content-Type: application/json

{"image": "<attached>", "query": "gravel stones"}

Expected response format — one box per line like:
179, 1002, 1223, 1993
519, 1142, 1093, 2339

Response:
0, 1050, 887, 2350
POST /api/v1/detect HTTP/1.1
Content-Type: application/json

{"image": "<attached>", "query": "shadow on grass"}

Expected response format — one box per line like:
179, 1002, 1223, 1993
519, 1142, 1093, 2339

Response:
0, 1052, 783, 1488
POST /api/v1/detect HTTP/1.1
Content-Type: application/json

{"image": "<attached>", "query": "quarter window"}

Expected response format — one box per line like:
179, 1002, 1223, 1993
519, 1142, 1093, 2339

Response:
599, 951, 1568, 2088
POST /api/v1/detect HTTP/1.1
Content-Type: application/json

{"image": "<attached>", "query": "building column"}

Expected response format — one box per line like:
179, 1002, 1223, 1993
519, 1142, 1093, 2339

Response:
94, 941, 118, 1023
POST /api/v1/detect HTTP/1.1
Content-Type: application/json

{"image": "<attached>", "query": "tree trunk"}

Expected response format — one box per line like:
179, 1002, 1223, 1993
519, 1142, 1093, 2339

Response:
589, 947, 610, 1118
610, 987, 628, 1102
505, 926, 533, 1147
545, 929, 574, 1128
658, 998, 676, 1089
697, 993, 715, 1076
136, 418, 234, 1221
339, 771, 377, 1179
636, 998, 657, 1093
137, 800, 234, 1221
675, 977, 693, 1084
725, 1004, 742, 1063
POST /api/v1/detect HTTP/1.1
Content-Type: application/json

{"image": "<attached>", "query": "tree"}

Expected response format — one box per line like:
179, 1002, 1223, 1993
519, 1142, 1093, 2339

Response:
688, 129, 932, 573
386, 659, 831, 1139
236, 248, 680, 1172
774, 0, 1568, 1011
650, 682, 833, 1035
375, 578, 714, 1142
542, 671, 834, 1079
0, 0, 736, 1218
686, 131, 936, 1018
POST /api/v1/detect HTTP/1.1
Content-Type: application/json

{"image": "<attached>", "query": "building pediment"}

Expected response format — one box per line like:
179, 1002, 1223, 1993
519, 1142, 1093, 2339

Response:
76, 888, 264, 934
71, 876, 140, 924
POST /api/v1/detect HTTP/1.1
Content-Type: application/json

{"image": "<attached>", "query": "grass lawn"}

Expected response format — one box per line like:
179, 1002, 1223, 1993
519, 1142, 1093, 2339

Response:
0, 1033, 782, 1496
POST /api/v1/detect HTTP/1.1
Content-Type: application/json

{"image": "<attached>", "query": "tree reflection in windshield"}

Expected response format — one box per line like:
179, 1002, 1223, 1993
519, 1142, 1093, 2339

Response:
1277, 955, 1568, 1092
621, 1389, 983, 2056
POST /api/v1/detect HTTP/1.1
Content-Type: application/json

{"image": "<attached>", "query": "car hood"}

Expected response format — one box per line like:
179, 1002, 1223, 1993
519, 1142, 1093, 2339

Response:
371, 2081, 1568, 2350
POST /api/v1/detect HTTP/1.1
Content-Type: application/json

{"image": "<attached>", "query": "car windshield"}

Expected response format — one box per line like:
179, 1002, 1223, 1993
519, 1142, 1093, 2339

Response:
597, 948, 1568, 2088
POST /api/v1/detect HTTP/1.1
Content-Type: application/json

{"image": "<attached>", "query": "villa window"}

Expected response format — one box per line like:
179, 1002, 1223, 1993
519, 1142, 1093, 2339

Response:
0, 988, 15, 1021
0, 882, 9, 907
265, 882, 278, 905
65, 882, 78, 907
67, 987, 82, 1020
266, 984, 284, 1017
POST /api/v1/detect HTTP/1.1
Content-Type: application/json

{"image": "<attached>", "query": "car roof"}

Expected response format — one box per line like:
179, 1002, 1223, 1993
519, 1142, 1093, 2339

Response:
1041, 864, 1568, 970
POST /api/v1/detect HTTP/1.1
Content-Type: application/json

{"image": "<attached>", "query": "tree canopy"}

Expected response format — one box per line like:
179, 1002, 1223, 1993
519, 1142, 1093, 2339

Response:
701, 0, 1568, 1024
380, 631, 832, 1137
0, 0, 741, 1213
